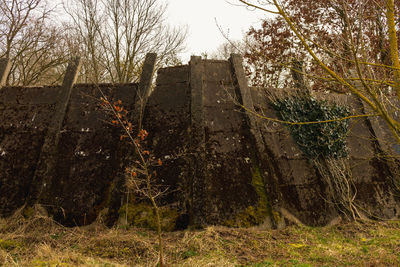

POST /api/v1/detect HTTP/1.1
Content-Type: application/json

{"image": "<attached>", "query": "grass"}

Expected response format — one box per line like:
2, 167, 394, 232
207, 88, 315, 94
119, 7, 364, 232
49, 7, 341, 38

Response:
0, 211, 399, 266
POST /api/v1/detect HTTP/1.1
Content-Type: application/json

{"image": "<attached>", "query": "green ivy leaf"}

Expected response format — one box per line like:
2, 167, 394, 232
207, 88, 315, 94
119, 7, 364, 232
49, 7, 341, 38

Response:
271, 96, 350, 159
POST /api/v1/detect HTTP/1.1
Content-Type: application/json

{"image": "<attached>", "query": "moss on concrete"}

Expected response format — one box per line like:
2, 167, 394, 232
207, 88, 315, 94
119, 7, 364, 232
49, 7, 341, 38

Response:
272, 210, 281, 225
23, 206, 34, 218
223, 167, 273, 228
118, 202, 178, 231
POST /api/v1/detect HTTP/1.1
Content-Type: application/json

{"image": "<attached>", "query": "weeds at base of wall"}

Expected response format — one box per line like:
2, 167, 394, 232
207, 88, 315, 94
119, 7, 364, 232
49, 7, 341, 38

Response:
1, 212, 400, 266
118, 202, 178, 232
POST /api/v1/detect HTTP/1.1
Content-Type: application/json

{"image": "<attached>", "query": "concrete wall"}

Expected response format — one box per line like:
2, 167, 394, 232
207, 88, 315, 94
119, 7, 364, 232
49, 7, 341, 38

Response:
0, 55, 154, 226
0, 54, 399, 228
143, 55, 400, 227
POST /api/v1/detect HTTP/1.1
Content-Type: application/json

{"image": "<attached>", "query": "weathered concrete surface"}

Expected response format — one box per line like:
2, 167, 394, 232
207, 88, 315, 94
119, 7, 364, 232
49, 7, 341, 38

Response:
40, 84, 138, 225
0, 55, 155, 226
315, 93, 400, 219
142, 65, 192, 228
250, 88, 337, 226
1, 54, 399, 228
143, 59, 270, 227
250, 88, 400, 225
189, 56, 206, 226
0, 83, 138, 224
349, 96, 400, 219
28, 58, 81, 207
200, 59, 262, 225
0, 85, 63, 216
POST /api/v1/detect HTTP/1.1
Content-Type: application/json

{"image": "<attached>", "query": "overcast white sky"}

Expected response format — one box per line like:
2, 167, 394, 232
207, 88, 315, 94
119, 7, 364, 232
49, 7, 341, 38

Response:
55, 0, 270, 63
163, 0, 269, 63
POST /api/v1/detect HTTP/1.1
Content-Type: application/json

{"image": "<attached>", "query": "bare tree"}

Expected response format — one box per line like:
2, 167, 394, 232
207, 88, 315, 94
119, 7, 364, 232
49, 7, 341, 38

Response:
0, 0, 70, 85
63, 0, 187, 83
208, 40, 245, 60
62, 0, 102, 83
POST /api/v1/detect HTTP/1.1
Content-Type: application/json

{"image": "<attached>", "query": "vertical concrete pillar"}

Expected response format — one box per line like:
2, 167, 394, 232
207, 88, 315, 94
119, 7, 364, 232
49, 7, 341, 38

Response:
230, 54, 280, 224
349, 69, 399, 156
0, 58, 11, 87
355, 85, 400, 188
62, 57, 81, 89
229, 54, 265, 154
27, 57, 82, 205
107, 53, 157, 224
291, 59, 310, 96
135, 53, 157, 129
189, 56, 206, 227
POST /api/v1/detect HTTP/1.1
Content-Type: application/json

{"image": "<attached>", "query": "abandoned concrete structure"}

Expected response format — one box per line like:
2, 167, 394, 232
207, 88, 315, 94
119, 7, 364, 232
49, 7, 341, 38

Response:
0, 54, 399, 229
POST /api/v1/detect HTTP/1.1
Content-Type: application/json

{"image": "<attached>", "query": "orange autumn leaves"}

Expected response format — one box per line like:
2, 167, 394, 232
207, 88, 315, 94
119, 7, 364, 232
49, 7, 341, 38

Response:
100, 97, 163, 179
100, 98, 128, 128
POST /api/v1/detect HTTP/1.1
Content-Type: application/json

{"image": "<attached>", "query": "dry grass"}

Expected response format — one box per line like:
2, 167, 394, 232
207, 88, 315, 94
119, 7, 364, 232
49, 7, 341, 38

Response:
0, 211, 399, 266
